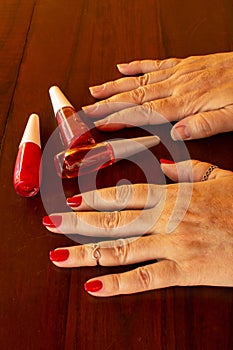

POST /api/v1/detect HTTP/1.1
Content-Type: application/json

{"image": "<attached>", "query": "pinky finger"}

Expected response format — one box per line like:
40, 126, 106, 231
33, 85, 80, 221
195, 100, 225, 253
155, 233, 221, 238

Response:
84, 260, 181, 297
117, 57, 181, 75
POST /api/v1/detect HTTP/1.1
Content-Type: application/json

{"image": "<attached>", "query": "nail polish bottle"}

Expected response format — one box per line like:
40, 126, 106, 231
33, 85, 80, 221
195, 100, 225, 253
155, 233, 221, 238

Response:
54, 135, 160, 178
13, 114, 41, 197
49, 86, 96, 148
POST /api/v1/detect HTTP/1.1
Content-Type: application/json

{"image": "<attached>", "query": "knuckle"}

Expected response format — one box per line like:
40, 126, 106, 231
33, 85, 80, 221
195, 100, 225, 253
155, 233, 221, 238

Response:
111, 273, 121, 294
136, 73, 150, 87
195, 114, 213, 137
110, 78, 121, 90
141, 101, 154, 113
136, 266, 152, 289
99, 211, 121, 231
160, 57, 180, 70
137, 102, 156, 124
89, 190, 98, 210
139, 101, 167, 124
115, 184, 133, 209
168, 262, 183, 286
153, 59, 162, 69
130, 86, 147, 104
113, 239, 129, 265
72, 213, 80, 232
171, 58, 181, 65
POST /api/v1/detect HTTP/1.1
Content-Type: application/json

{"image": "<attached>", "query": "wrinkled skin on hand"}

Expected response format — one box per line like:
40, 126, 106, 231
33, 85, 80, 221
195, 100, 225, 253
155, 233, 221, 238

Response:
83, 52, 233, 140
45, 160, 233, 297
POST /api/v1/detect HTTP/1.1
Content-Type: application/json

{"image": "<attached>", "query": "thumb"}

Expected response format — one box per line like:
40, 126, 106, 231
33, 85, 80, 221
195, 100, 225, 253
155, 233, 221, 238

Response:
160, 159, 232, 183
171, 106, 233, 140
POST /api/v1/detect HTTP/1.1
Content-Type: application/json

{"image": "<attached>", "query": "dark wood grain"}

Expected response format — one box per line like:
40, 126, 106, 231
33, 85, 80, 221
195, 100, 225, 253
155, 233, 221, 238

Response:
0, 1, 232, 350
0, 0, 36, 144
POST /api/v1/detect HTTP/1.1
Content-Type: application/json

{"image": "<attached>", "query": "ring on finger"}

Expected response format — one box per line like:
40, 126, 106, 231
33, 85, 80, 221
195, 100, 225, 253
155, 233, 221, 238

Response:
201, 165, 218, 181
91, 243, 101, 265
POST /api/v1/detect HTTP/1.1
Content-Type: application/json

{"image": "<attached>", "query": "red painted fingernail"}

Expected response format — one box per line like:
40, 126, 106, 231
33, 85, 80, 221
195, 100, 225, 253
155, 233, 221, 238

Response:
49, 249, 70, 262
66, 196, 82, 207
42, 215, 62, 228
84, 280, 103, 293
160, 158, 175, 164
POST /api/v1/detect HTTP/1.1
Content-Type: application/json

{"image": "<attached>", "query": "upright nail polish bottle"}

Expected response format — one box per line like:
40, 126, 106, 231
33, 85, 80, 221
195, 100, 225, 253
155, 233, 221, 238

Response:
49, 86, 96, 148
54, 135, 160, 178
13, 114, 41, 197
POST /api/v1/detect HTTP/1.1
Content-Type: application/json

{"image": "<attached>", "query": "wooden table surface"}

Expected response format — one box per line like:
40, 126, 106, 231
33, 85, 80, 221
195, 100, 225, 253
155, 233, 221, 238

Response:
0, 1, 233, 349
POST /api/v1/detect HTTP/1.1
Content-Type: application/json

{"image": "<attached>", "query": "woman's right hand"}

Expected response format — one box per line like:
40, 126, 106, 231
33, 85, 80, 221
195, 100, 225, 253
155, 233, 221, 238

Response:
44, 160, 233, 296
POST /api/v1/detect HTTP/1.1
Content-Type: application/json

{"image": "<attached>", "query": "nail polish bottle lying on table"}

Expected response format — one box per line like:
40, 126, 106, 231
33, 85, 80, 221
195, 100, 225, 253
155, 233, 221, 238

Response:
13, 114, 41, 197
49, 86, 96, 148
54, 135, 160, 178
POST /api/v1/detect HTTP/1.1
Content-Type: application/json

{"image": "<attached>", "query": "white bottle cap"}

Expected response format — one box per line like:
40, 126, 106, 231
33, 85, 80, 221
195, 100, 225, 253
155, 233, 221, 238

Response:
49, 86, 74, 116
109, 135, 160, 160
19, 114, 41, 148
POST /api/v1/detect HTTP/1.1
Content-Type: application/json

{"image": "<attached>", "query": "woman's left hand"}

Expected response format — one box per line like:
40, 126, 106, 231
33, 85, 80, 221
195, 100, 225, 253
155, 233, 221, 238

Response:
43, 160, 233, 296
82, 52, 233, 140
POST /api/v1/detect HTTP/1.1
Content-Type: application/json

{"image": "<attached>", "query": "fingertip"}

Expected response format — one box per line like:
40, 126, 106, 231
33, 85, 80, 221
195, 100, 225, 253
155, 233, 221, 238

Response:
84, 273, 121, 297
82, 103, 99, 115
84, 279, 104, 295
160, 158, 175, 165
42, 215, 62, 228
66, 195, 82, 208
89, 84, 105, 97
117, 63, 129, 74
49, 248, 70, 263
44, 226, 61, 234
42, 215, 63, 234
94, 119, 108, 130
171, 124, 191, 141
94, 120, 124, 131
160, 162, 179, 182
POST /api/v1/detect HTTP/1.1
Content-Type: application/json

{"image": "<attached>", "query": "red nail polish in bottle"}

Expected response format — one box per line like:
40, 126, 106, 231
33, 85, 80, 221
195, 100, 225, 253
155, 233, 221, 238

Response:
49, 86, 96, 148
54, 135, 160, 178
13, 114, 41, 197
